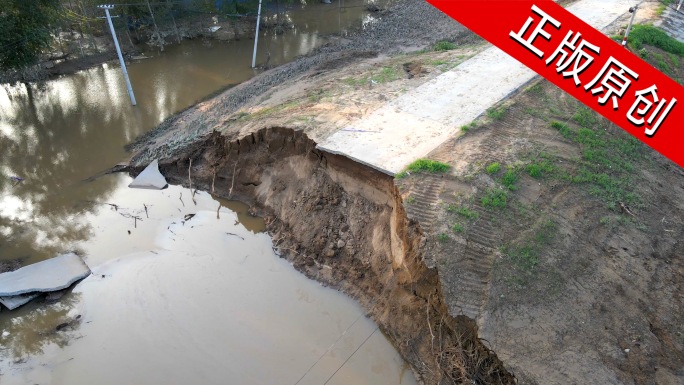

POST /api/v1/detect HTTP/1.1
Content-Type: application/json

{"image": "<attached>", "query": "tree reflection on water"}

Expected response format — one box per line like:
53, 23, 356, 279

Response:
0, 291, 81, 360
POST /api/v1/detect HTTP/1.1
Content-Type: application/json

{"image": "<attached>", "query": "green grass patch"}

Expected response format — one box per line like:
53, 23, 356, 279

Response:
481, 188, 508, 209
434, 40, 457, 51
405, 159, 451, 173
487, 106, 506, 120
452, 223, 464, 233
657, 0, 675, 15
654, 52, 672, 74
503, 219, 557, 285
628, 24, 684, 57
669, 53, 680, 67
550, 120, 574, 140
405, 195, 415, 204
396, 159, 450, 178
572, 106, 599, 128
233, 111, 250, 121
429, 59, 449, 66
249, 100, 299, 120
556, 108, 643, 209
308, 89, 332, 103
485, 162, 501, 174
461, 121, 476, 132
342, 76, 369, 87
437, 233, 449, 242
447, 205, 479, 220
526, 159, 554, 178
501, 168, 519, 190
523, 106, 545, 118
528, 83, 545, 95
507, 245, 539, 271
575, 127, 603, 146
371, 67, 399, 83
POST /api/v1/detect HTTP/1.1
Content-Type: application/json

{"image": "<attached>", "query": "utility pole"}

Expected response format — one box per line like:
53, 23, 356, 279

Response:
146, 0, 164, 51
252, 0, 263, 68
80, 0, 99, 53
169, 9, 182, 44
98, 4, 137, 106
622, 4, 638, 48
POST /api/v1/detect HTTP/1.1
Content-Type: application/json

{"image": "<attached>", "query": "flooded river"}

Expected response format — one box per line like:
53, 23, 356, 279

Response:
0, 0, 380, 265
0, 1, 416, 384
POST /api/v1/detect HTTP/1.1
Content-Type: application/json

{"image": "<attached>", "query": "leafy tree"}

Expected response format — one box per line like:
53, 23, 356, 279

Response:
0, 0, 61, 71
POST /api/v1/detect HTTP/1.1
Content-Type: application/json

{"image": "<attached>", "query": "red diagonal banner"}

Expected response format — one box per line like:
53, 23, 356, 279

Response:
427, 0, 684, 169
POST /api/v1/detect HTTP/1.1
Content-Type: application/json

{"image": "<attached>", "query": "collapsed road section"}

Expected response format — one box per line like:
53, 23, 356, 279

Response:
128, 126, 514, 384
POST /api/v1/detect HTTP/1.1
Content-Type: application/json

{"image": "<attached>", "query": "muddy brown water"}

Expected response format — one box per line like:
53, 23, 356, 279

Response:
1, 175, 415, 384
0, 1, 415, 383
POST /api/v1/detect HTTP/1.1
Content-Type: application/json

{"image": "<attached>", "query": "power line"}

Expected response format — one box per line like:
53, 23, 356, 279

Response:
292, 295, 384, 385
292, 307, 369, 385
0, 29, 55, 54
85, 2, 374, 15
323, 326, 379, 385
99, 1, 187, 6
0, 2, 380, 58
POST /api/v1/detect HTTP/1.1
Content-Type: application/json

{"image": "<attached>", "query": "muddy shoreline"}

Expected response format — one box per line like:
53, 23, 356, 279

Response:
122, 127, 515, 384
118, 2, 500, 382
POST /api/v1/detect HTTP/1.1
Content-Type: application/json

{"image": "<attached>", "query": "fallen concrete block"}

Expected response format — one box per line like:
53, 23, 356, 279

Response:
0, 253, 91, 299
128, 159, 168, 190
0, 293, 40, 310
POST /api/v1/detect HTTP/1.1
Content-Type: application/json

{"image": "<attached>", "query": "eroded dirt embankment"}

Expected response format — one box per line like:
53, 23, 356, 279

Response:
136, 127, 514, 385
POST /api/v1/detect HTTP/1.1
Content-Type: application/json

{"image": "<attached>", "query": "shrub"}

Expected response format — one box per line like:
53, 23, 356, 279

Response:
485, 162, 501, 174
461, 121, 476, 132
526, 160, 554, 178
628, 24, 684, 56
447, 205, 479, 220
501, 168, 519, 190
487, 106, 506, 120
434, 40, 457, 51
572, 106, 598, 128
481, 188, 508, 209
406, 159, 450, 173
550, 121, 573, 139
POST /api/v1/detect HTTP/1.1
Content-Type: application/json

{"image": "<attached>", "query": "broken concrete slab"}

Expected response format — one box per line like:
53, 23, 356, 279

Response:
128, 159, 168, 190
0, 293, 40, 310
0, 253, 91, 298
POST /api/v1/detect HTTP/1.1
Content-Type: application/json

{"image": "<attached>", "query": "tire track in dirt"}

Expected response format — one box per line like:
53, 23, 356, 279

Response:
429, 108, 524, 167
402, 167, 502, 319
404, 174, 445, 232
450, 202, 500, 319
